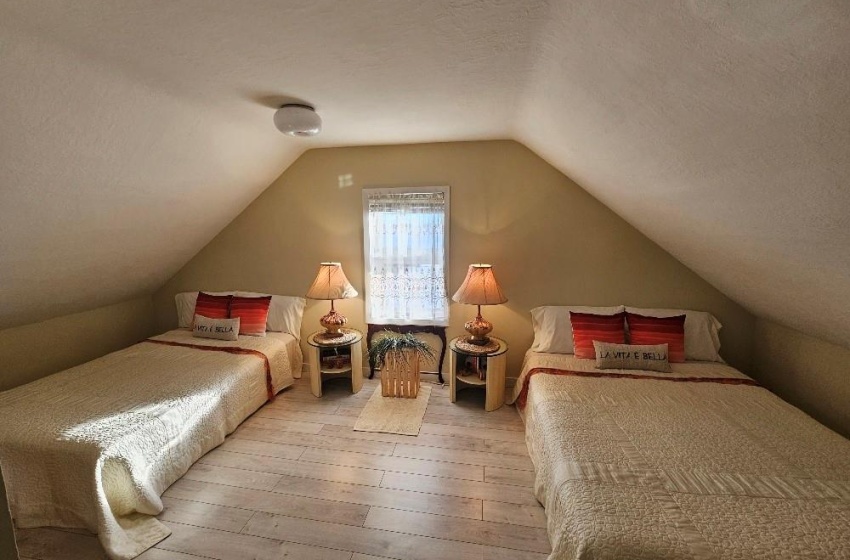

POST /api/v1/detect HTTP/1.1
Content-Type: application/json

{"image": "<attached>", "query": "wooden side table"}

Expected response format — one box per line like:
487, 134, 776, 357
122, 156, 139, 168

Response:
307, 329, 363, 398
449, 337, 508, 411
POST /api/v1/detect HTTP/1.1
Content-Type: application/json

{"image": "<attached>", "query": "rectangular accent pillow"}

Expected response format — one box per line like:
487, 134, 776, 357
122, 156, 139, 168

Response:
230, 295, 272, 337
593, 341, 671, 372
530, 305, 626, 354
569, 311, 627, 359
193, 292, 232, 322
192, 314, 240, 341
626, 312, 686, 363
237, 291, 306, 338
625, 306, 723, 362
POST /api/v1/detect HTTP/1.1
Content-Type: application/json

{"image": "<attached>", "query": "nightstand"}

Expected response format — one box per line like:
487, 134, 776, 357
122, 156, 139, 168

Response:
449, 336, 508, 411
307, 329, 363, 398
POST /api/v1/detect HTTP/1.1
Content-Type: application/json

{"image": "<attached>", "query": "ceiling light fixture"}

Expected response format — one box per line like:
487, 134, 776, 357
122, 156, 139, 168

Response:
273, 103, 322, 137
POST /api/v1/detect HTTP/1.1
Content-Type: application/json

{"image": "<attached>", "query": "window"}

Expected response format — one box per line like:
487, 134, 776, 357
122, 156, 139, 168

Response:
363, 186, 449, 326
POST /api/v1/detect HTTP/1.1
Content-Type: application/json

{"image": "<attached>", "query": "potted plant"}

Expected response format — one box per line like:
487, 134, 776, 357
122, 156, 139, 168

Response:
368, 333, 435, 398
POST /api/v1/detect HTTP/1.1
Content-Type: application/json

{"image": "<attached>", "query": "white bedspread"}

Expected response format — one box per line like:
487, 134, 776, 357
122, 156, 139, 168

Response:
511, 352, 850, 560
0, 329, 300, 559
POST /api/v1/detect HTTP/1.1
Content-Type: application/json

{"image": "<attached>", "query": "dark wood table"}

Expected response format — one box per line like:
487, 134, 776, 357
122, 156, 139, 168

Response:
366, 324, 447, 384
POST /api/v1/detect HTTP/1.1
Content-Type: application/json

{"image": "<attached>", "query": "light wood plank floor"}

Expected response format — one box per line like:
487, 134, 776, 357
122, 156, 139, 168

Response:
14, 376, 550, 560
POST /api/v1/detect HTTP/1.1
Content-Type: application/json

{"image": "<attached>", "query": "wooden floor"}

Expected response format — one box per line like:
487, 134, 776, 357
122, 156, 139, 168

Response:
14, 375, 550, 560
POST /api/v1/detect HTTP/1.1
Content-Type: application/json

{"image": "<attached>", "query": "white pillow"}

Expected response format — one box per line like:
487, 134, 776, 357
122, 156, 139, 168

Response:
192, 314, 240, 341
625, 307, 723, 362
530, 305, 625, 354
175, 291, 306, 338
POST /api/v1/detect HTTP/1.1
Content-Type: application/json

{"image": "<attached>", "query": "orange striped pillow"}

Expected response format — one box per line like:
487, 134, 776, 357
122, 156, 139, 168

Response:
569, 312, 626, 359
194, 292, 232, 322
230, 295, 272, 337
626, 313, 686, 363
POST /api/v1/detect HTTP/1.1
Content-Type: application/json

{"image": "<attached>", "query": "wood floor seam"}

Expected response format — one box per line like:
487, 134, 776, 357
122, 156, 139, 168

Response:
239, 510, 543, 558
159, 520, 356, 559
178, 472, 484, 521
375, 482, 538, 507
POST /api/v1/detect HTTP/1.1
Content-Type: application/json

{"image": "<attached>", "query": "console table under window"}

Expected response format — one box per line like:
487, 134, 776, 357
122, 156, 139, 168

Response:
366, 324, 447, 384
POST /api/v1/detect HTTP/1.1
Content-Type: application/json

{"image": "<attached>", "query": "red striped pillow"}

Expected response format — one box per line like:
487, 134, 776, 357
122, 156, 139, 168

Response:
569, 312, 626, 359
193, 292, 232, 322
626, 313, 686, 363
230, 295, 272, 337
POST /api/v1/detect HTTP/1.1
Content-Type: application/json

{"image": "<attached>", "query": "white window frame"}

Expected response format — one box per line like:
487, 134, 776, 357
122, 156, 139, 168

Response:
362, 186, 450, 326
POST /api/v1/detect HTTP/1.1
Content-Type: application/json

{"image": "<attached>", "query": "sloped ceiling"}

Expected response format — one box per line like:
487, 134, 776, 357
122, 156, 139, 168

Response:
1, 1, 848, 349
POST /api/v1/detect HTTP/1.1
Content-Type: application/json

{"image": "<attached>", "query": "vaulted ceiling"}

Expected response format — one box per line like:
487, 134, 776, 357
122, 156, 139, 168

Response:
1, 1, 848, 348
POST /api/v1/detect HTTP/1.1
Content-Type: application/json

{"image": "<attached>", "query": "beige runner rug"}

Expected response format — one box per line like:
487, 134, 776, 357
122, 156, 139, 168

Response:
354, 384, 432, 436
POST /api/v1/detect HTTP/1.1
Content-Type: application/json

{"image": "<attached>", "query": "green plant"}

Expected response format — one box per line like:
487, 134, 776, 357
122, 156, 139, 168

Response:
368, 332, 436, 370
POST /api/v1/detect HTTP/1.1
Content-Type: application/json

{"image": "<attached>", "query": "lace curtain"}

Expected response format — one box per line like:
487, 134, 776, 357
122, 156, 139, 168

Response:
364, 189, 449, 325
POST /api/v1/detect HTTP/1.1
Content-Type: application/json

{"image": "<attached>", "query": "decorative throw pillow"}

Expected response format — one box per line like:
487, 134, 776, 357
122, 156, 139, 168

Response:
230, 295, 272, 337
193, 292, 232, 323
593, 341, 672, 372
569, 311, 627, 359
237, 291, 306, 338
625, 306, 723, 362
192, 314, 240, 341
530, 305, 626, 354
626, 312, 686, 362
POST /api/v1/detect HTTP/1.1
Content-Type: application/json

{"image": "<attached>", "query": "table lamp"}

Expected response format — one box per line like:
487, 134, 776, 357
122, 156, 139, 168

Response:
452, 264, 507, 345
306, 262, 358, 338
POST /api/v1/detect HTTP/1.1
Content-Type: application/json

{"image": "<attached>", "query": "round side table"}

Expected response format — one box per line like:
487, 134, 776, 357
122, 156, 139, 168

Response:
306, 328, 363, 398
449, 336, 508, 411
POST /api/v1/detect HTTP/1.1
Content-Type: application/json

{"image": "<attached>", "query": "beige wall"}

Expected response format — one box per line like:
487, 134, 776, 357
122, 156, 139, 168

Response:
0, 465, 18, 560
0, 297, 156, 391
154, 140, 755, 377
752, 319, 849, 438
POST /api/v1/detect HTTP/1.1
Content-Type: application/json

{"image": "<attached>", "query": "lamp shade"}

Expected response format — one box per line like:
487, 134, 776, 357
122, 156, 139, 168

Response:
306, 262, 358, 300
452, 264, 507, 306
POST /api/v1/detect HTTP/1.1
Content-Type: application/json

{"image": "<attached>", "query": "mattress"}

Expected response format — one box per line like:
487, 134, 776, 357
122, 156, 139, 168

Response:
511, 352, 850, 560
0, 328, 301, 560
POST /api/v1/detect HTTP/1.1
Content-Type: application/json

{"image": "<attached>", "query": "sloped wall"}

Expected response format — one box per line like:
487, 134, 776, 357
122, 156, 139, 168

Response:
154, 140, 754, 377
0, 297, 156, 390
752, 319, 849, 438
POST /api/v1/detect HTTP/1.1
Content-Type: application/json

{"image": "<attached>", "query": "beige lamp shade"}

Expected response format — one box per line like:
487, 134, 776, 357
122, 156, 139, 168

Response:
306, 262, 358, 300
452, 264, 507, 306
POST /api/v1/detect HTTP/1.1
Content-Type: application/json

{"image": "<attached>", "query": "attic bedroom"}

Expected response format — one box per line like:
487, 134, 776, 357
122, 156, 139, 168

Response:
0, 1, 848, 559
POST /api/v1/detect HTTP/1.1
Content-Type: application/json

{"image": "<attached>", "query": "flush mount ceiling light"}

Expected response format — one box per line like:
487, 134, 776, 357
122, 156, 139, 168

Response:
273, 103, 322, 137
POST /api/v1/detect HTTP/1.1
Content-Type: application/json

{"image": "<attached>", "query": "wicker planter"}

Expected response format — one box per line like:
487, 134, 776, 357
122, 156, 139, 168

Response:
380, 350, 420, 398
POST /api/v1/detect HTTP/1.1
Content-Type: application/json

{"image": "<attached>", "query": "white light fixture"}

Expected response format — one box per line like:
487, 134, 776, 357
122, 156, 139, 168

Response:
273, 104, 322, 137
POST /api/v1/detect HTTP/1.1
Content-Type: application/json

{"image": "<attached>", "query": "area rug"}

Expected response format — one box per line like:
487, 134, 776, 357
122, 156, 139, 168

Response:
353, 384, 432, 436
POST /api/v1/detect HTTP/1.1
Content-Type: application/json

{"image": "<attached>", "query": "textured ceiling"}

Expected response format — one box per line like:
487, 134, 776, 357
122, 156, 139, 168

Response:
1, 1, 848, 349
0, 0, 549, 328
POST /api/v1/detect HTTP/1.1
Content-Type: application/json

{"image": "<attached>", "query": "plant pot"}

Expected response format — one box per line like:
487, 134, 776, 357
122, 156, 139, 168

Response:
380, 350, 420, 398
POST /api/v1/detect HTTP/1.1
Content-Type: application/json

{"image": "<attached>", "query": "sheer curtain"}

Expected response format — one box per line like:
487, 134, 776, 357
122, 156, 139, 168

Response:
363, 188, 449, 325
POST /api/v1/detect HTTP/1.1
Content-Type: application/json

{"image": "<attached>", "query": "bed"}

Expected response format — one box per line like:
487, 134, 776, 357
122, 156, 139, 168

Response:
0, 328, 301, 560
509, 351, 850, 560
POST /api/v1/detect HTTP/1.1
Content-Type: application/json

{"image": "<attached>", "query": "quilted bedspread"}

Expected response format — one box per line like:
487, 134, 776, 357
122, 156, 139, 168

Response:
0, 329, 298, 559
510, 352, 850, 560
